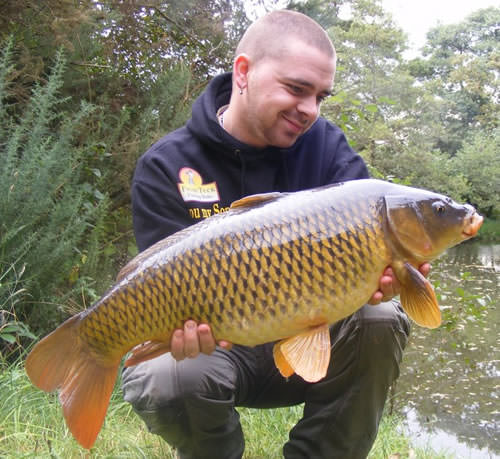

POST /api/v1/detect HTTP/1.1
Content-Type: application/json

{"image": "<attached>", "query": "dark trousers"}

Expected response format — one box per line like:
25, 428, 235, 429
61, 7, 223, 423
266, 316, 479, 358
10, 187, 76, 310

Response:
122, 301, 410, 459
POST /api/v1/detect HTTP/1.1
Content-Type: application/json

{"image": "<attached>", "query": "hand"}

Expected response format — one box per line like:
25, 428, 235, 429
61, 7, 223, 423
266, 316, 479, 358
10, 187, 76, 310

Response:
368, 263, 431, 305
170, 320, 232, 361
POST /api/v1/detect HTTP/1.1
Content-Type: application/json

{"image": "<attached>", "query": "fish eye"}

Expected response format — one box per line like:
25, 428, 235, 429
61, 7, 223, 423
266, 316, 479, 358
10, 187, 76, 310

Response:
432, 201, 446, 215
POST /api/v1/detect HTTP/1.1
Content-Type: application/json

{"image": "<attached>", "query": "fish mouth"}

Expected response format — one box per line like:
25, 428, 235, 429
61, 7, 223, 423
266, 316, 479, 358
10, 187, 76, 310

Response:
462, 212, 483, 238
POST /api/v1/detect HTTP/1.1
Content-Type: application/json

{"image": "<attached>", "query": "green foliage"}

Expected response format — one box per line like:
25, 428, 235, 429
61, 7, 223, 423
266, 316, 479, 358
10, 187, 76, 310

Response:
363, 144, 469, 199
92, 0, 248, 85
409, 7, 500, 155
0, 261, 35, 361
451, 128, 500, 217
287, 0, 347, 30
0, 1, 249, 164
476, 218, 500, 241
0, 42, 106, 337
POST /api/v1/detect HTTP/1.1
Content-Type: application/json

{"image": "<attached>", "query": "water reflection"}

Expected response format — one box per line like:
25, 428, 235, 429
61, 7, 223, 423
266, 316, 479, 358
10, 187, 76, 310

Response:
476, 245, 500, 272
395, 242, 499, 458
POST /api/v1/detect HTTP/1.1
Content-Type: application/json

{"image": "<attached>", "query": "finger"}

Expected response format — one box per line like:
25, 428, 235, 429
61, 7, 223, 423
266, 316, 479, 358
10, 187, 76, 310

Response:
170, 329, 185, 361
383, 266, 394, 277
419, 262, 431, 278
367, 290, 383, 306
198, 323, 216, 355
384, 267, 399, 289
183, 320, 200, 358
380, 274, 396, 297
218, 340, 233, 351
371, 270, 401, 305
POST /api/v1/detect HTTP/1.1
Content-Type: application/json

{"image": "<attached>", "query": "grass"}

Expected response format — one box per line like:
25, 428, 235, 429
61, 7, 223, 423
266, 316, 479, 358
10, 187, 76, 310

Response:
0, 359, 451, 459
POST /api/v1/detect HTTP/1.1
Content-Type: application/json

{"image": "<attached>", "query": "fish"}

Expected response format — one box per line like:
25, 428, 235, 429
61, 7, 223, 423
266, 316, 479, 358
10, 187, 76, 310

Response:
25, 179, 483, 449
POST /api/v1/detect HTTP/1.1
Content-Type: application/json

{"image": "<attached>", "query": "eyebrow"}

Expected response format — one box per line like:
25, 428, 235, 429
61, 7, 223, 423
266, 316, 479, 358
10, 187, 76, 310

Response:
285, 77, 332, 97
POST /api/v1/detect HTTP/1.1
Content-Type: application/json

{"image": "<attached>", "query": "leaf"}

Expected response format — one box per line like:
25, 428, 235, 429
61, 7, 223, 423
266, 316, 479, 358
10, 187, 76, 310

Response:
93, 189, 105, 200
378, 96, 396, 105
1, 333, 16, 344
18, 328, 37, 340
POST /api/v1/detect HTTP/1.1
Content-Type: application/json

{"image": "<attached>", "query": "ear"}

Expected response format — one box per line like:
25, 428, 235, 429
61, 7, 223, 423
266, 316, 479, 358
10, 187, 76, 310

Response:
233, 53, 250, 91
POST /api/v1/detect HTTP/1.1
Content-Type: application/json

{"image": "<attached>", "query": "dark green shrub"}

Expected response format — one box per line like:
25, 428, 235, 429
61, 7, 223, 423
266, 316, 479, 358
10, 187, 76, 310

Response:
0, 40, 106, 341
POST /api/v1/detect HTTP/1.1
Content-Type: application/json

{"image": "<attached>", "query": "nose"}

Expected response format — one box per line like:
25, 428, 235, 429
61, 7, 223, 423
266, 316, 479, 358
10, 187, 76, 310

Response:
297, 95, 319, 121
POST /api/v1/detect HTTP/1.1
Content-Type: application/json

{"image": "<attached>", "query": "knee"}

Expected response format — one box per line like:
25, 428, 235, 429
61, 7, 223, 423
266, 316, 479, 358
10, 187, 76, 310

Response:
356, 301, 410, 340
358, 300, 409, 323
354, 301, 410, 376
122, 351, 237, 412
122, 353, 177, 412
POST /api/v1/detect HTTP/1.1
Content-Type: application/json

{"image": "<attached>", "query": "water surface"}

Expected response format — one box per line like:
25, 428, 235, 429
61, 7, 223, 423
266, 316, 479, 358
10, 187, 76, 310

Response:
395, 242, 499, 458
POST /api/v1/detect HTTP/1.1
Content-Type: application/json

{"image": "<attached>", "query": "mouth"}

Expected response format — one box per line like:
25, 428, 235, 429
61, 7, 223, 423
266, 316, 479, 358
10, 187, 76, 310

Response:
462, 213, 483, 238
282, 115, 306, 134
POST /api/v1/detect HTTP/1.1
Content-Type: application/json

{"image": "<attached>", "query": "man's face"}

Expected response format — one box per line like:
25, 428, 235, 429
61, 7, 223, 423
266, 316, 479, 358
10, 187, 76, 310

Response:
243, 40, 335, 148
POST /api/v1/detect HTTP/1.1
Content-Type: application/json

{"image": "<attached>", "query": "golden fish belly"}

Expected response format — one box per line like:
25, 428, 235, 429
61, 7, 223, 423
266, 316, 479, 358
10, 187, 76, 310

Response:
79, 187, 391, 358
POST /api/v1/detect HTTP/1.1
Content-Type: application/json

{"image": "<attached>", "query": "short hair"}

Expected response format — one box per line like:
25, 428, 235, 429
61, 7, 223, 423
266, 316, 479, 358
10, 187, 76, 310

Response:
235, 10, 335, 63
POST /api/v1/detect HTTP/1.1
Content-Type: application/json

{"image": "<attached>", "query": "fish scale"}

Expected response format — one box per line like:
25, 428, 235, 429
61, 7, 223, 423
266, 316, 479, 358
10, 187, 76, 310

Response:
25, 179, 483, 449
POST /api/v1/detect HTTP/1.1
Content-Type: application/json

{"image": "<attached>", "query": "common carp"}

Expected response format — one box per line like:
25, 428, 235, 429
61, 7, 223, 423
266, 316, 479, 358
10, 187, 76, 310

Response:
25, 179, 482, 449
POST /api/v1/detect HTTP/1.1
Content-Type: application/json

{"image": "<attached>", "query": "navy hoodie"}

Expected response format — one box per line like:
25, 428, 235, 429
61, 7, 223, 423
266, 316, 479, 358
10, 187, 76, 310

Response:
132, 72, 369, 251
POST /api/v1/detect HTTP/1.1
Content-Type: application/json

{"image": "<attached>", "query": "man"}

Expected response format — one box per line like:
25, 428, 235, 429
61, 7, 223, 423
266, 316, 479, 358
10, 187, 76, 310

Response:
123, 10, 425, 459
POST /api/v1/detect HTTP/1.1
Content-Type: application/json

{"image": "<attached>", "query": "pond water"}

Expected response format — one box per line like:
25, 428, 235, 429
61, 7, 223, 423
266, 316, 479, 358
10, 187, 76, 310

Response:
394, 242, 499, 458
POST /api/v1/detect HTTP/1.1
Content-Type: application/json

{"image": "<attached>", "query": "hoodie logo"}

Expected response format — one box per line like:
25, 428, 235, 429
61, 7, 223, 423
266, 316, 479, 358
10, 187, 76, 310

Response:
178, 167, 220, 203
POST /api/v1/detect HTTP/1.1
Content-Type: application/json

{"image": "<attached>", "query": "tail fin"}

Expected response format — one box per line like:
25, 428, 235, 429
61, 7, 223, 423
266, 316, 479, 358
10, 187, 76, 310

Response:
25, 313, 120, 449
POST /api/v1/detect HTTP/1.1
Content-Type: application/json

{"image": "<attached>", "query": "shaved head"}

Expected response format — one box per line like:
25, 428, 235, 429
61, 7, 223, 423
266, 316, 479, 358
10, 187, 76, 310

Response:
224, 10, 337, 148
235, 10, 335, 63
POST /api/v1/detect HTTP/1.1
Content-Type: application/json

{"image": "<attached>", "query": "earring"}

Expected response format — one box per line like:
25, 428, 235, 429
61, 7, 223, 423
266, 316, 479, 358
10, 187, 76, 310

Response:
239, 87, 243, 95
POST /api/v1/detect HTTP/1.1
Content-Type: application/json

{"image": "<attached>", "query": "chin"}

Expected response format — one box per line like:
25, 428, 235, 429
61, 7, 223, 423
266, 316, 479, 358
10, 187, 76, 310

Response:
269, 132, 301, 148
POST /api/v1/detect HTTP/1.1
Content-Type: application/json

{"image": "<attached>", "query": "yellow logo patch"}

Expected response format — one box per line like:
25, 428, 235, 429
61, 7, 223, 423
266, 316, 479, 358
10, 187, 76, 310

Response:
177, 167, 219, 203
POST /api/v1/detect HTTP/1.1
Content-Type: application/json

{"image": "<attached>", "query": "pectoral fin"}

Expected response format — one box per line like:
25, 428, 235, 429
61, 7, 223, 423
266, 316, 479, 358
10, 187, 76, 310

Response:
272, 345, 295, 378
396, 262, 441, 328
124, 340, 171, 367
272, 324, 331, 383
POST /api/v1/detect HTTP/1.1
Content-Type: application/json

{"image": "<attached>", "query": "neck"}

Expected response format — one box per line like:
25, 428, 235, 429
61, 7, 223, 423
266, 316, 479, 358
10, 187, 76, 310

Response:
220, 102, 266, 148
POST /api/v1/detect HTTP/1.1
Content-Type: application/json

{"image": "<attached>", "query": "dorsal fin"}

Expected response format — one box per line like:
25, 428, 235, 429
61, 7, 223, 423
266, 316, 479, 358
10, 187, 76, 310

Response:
230, 192, 284, 209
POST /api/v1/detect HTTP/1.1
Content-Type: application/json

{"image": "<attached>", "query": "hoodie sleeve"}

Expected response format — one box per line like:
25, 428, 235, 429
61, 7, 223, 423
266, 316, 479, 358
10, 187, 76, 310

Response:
131, 153, 192, 252
324, 124, 369, 183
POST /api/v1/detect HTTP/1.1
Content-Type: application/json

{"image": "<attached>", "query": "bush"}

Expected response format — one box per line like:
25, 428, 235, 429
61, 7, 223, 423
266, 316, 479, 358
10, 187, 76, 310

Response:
451, 128, 500, 218
0, 40, 107, 343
